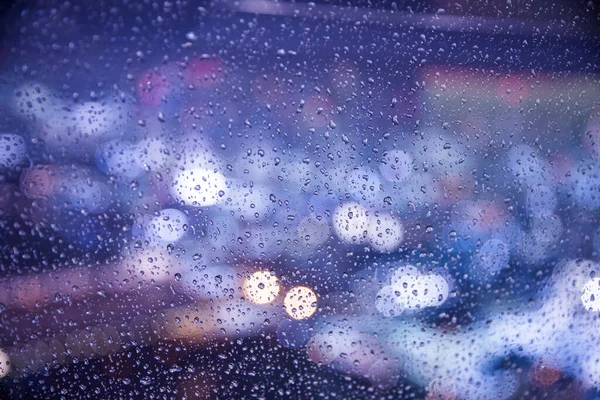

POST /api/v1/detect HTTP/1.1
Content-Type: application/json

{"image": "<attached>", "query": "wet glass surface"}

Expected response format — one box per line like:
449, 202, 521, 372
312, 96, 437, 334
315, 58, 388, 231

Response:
0, 0, 599, 398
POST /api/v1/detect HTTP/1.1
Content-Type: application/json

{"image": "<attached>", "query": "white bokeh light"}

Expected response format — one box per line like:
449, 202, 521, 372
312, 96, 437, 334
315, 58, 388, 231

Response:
243, 270, 280, 305
581, 278, 600, 312
377, 265, 450, 316
233, 147, 279, 183
375, 285, 404, 317
0, 348, 10, 378
366, 212, 404, 253
379, 149, 413, 183
71, 101, 126, 139
12, 82, 62, 122
332, 201, 370, 244
145, 208, 189, 243
284, 286, 318, 320
171, 168, 227, 207
222, 180, 272, 220
346, 168, 382, 203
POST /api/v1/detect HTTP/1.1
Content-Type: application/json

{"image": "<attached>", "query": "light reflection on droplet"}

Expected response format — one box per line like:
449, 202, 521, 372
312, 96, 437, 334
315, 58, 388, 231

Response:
366, 212, 404, 253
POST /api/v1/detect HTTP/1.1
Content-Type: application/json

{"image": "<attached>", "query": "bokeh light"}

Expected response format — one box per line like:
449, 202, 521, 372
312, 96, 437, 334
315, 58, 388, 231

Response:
171, 168, 227, 207
366, 212, 404, 253
379, 149, 413, 183
377, 265, 450, 316
243, 270, 280, 305
0, 348, 10, 379
581, 278, 600, 312
145, 208, 189, 243
284, 286, 317, 320
332, 202, 370, 244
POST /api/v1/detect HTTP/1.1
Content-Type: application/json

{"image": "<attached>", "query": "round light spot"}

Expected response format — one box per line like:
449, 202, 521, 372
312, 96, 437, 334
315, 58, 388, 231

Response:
12, 82, 62, 122
581, 278, 600, 311
171, 168, 227, 207
95, 140, 144, 179
375, 285, 404, 317
243, 271, 280, 305
346, 168, 382, 203
379, 150, 413, 183
404, 273, 449, 308
146, 208, 189, 243
367, 212, 404, 253
0, 348, 10, 378
284, 286, 318, 320
72, 101, 126, 139
377, 266, 450, 316
332, 202, 369, 244
390, 264, 420, 284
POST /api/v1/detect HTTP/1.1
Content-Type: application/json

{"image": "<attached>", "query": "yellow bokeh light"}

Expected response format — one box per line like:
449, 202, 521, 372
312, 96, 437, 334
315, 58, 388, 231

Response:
243, 270, 280, 304
284, 286, 318, 320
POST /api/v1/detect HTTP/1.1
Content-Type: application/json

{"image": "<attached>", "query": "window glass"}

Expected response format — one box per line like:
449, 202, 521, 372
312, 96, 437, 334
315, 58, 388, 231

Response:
0, 1, 599, 398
